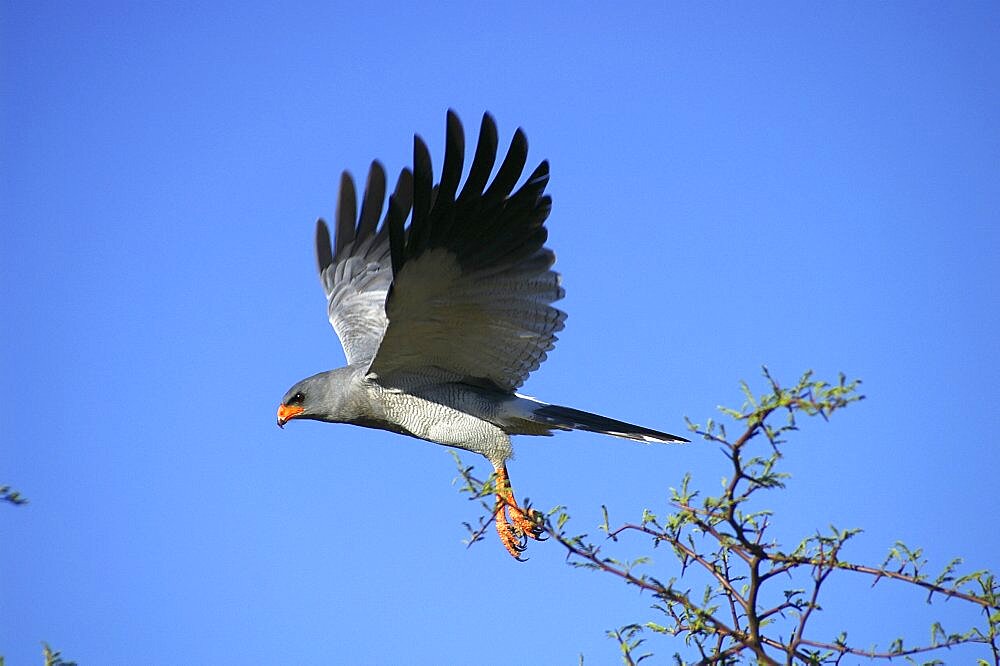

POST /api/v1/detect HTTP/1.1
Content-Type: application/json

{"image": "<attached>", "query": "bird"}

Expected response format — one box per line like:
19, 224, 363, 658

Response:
277, 110, 689, 559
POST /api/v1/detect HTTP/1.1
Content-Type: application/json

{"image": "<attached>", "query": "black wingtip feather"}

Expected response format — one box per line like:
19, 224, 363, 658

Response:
482, 128, 528, 206
458, 114, 499, 203
356, 161, 387, 240
439, 112, 464, 202
410, 135, 434, 256
316, 219, 333, 275
372, 168, 412, 248
393, 168, 414, 213
528, 160, 549, 186
335, 171, 358, 256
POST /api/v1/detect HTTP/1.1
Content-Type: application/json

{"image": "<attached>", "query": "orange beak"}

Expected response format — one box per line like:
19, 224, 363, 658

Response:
277, 404, 304, 428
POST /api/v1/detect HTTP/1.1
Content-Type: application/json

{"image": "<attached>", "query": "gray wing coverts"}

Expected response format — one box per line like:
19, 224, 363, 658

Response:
319, 111, 566, 393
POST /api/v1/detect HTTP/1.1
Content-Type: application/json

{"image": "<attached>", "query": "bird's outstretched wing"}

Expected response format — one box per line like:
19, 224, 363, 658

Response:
368, 111, 566, 393
316, 163, 413, 367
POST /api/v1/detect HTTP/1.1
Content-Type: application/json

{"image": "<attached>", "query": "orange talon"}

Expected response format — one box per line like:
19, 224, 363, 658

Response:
493, 463, 545, 559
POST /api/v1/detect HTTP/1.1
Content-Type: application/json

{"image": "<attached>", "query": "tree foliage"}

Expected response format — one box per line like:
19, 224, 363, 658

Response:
42, 644, 77, 666
456, 369, 1000, 664
0, 644, 76, 666
1, 485, 28, 507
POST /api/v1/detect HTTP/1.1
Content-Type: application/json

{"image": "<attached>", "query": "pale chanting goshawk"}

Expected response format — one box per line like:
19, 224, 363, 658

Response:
277, 111, 688, 559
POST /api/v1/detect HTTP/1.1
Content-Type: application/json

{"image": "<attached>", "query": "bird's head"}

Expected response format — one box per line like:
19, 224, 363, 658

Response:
276, 373, 328, 428
276, 386, 307, 428
276, 369, 353, 428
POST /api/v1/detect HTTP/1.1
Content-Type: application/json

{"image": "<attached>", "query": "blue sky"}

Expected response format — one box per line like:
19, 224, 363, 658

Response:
3, 2, 999, 663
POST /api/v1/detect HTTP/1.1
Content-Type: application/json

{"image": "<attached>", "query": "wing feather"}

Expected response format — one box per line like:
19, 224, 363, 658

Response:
334, 172, 357, 255
318, 162, 413, 366
356, 165, 386, 239
369, 111, 565, 392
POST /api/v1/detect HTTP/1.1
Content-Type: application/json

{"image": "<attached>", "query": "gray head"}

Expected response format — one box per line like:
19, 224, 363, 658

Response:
276, 367, 355, 428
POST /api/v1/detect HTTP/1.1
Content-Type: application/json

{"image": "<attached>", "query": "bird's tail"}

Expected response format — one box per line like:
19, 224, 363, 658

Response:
529, 402, 689, 444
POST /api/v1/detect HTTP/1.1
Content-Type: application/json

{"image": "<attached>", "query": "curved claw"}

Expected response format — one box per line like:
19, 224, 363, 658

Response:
510, 506, 545, 540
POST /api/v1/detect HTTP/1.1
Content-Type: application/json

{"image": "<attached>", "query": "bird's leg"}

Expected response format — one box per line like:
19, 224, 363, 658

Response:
492, 462, 545, 559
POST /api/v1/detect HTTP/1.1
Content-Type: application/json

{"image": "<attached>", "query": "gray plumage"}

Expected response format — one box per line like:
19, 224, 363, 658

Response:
278, 110, 688, 472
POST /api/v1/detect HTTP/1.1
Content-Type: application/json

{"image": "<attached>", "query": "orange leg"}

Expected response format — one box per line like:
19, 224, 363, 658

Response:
493, 462, 544, 560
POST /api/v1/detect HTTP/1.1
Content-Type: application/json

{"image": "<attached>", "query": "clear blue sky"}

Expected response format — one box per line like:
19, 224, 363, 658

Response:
3, 2, 999, 663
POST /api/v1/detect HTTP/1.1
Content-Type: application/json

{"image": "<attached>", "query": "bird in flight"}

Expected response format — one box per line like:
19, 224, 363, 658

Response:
277, 111, 688, 559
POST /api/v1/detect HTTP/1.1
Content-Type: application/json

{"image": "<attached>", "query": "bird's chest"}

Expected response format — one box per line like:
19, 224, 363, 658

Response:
369, 384, 509, 453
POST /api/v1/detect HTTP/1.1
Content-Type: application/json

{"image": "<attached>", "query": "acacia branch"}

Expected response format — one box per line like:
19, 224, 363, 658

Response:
768, 554, 999, 609
453, 370, 998, 664
797, 634, 993, 661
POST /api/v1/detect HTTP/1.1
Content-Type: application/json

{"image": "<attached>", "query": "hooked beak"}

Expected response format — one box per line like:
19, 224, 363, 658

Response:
277, 404, 304, 428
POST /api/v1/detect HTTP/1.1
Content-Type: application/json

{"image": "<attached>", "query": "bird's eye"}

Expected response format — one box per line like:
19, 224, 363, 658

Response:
290, 392, 305, 405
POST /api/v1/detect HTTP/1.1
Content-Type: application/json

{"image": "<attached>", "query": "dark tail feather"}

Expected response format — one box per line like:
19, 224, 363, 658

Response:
533, 404, 689, 444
